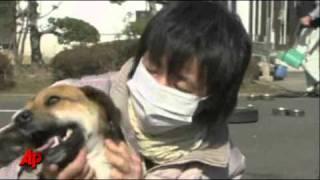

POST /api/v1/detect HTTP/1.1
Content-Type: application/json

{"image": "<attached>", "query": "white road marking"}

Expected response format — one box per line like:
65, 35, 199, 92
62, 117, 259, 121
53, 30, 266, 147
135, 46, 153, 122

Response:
0, 109, 19, 113
0, 123, 14, 133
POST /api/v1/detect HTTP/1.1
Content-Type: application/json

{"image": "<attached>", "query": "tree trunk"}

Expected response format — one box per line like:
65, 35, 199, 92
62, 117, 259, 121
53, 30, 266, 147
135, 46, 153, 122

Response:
28, 1, 45, 66
17, 17, 29, 65
15, 24, 22, 65
30, 24, 44, 65
12, 26, 20, 66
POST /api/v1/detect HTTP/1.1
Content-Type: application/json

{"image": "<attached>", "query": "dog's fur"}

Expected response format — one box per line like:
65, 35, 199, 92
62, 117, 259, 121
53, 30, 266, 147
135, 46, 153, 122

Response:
0, 85, 123, 178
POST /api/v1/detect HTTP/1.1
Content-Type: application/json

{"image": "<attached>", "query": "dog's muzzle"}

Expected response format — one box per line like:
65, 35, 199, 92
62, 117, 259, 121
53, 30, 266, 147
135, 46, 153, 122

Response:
0, 110, 85, 169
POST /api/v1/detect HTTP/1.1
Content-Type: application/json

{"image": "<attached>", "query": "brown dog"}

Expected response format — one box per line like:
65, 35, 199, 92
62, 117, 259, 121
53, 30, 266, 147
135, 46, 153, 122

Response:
0, 85, 123, 178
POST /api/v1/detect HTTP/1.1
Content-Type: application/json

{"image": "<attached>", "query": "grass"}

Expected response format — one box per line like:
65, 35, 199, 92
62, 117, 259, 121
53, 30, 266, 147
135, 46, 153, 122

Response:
0, 66, 54, 94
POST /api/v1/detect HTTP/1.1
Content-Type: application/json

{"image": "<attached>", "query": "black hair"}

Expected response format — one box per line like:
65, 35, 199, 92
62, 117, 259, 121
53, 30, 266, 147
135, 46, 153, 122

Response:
129, 1, 252, 124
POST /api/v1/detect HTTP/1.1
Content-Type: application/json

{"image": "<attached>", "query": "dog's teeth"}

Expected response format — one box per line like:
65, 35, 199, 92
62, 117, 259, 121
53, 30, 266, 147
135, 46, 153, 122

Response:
51, 136, 61, 148
62, 129, 73, 141
66, 129, 73, 137
62, 136, 67, 141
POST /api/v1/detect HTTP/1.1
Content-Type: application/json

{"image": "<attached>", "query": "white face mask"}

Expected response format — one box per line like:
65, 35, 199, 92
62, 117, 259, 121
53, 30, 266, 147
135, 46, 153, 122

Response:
127, 59, 206, 134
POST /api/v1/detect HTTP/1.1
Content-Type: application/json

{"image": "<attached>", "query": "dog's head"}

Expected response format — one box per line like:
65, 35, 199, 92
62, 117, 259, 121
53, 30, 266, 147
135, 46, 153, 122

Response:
0, 85, 122, 168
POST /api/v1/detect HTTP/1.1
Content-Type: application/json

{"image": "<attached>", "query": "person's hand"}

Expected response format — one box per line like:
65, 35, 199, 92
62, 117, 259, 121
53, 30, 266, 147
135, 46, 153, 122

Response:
300, 15, 312, 26
105, 139, 143, 179
41, 148, 96, 179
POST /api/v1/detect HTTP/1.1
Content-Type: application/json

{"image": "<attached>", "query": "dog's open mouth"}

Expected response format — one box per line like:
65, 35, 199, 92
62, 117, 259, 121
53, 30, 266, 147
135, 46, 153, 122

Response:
15, 122, 86, 168
0, 121, 84, 168
32, 124, 85, 168
29, 123, 83, 150
34, 124, 79, 150
37, 129, 71, 151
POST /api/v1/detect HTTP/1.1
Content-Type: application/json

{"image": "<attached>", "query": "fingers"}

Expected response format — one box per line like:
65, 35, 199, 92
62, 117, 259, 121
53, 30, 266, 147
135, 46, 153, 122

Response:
41, 147, 96, 179
105, 139, 143, 179
75, 162, 90, 179
132, 153, 142, 164
74, 164, 96, 180
57, 148, 88, 179
110, 168, 124, 179
131, 155, 142, 177
83, 167, 96, 179
105, 139, 130, 158
105, 139, 131, 173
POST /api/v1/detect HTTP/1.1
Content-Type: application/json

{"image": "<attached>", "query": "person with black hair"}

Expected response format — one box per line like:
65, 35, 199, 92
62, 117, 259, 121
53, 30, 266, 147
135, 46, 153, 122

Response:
1, 1, 252, 179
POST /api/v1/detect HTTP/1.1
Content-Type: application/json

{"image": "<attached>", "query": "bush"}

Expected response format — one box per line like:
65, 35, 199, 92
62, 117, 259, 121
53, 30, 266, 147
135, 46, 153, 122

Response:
103, 39, 138, 68
50, 39, 138, 80
50, 46, 114, 80
0, 53, 15, 89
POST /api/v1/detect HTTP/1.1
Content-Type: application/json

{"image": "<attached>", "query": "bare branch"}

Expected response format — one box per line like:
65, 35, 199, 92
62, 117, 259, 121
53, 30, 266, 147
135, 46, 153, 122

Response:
38, 1, 63, 19
109, 0, 126, 5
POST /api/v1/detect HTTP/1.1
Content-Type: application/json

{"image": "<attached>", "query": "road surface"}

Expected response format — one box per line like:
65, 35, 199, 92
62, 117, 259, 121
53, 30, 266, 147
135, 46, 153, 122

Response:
0, 94, 319, 179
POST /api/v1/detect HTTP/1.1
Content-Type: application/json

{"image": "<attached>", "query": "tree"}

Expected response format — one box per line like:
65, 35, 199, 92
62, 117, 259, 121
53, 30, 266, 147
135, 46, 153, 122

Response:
121, 12, 152, 39
119, 1, 167, 39
16, 1, 100, 66
47, 17, 100, 45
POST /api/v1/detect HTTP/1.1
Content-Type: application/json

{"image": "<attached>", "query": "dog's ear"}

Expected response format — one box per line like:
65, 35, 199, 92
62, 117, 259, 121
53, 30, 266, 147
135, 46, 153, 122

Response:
79, 86, 123, 141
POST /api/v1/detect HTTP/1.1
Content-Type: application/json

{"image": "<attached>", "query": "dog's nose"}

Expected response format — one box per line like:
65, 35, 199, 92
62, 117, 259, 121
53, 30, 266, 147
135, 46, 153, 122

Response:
15, 110, 33, 124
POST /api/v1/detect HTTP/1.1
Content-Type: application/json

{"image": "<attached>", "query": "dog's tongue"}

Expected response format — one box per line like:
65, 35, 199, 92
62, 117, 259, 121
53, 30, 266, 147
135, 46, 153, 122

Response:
36, 136, 62, 152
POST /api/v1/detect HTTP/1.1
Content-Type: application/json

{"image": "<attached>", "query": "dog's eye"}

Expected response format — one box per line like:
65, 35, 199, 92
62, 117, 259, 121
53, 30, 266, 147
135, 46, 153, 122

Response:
46, 96, 61, 106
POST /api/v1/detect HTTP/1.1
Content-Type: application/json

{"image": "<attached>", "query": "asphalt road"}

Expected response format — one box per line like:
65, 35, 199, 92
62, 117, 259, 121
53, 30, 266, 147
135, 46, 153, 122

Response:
0, 95, 319, 179
0, 95, 30, 126
231, 96, 319, 179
